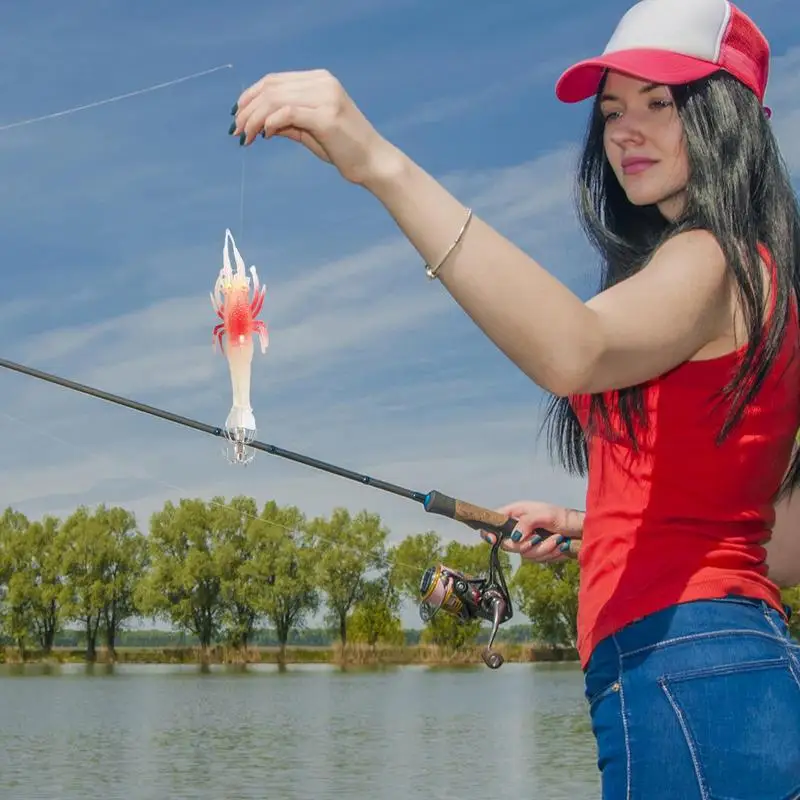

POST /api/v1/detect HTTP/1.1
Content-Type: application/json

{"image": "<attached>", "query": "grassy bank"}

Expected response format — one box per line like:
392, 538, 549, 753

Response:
0, 643, 579, 667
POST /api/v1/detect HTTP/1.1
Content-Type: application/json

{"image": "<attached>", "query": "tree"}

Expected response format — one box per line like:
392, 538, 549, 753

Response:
96, 505, 149, 660
243, 501, 319, 661
48, 504, 147, 663
59, 506, 107, 662
213, 495, 264, 650
306, 507, 388, 647
0, 508, 35, 655
136, 499, 225, 654
10, 515, 66, 654
348, 575, 404, 648
388, 531, 443, 601
512, 559, 580, 648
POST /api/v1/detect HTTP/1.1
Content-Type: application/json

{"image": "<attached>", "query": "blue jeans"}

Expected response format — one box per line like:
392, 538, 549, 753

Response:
584, 596, 800, 799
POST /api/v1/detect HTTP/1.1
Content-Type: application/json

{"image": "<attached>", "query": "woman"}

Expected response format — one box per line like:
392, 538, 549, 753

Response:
230, 0, 800, 795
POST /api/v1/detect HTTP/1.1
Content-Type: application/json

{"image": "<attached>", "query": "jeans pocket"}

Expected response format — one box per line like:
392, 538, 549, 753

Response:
659, 657, 800, 800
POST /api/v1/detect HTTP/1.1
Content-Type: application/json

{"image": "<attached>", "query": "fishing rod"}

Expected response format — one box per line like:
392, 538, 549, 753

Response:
0, 355, 578, 668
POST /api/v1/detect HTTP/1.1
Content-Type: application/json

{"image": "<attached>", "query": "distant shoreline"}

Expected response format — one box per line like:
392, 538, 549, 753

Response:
0, 643, 580, 667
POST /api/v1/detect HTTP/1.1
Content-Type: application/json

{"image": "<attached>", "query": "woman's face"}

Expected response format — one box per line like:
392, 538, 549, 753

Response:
600, 71, 689, 220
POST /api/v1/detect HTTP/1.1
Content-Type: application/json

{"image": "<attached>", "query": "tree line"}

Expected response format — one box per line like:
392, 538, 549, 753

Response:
0, 497, 797, 663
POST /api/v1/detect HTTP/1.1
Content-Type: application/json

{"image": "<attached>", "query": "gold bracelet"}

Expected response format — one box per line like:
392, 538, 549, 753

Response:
424, 207, 474, 280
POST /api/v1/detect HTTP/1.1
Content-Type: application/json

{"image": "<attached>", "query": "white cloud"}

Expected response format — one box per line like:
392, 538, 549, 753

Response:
140, 0, 427, 52
380, 58, 570, 134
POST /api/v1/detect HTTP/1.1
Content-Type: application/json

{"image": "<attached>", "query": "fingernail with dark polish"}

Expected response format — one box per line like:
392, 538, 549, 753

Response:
239, 133, 246, 146
531, 535, 542, 545
555, 535, 565, 545
560, 539, 571, 552
228, 122, 236, 135
230, 103, 238, 115
511, 531, 521, 542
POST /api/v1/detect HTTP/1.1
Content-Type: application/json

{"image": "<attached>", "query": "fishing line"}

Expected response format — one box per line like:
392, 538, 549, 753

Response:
0, 64, 234, 133
239, 147, 247, 242
238, 80, 247, 243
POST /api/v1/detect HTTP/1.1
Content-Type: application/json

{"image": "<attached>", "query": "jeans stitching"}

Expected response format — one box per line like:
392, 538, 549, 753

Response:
762, 608, 800, 692
619, 628, 787, 659
660, 656, 790, 683
613, 635, 632, 800
658, 678, 709, 800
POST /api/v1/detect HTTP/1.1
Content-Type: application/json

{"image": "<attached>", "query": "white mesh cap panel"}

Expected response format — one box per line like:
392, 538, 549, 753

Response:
603, 0, 731, 62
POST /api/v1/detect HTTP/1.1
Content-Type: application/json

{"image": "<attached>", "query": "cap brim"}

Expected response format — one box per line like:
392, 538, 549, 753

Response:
555, 49, 720, 103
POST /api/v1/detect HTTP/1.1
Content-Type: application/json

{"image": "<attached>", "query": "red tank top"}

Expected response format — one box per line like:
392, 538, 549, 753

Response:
570, 246, 800, 668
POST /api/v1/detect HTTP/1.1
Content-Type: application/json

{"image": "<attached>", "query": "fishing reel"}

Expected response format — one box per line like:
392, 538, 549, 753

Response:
418, 534, 512, 669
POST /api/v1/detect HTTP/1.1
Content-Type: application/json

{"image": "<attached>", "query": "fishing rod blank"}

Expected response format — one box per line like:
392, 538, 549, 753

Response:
0, 357, 528, 539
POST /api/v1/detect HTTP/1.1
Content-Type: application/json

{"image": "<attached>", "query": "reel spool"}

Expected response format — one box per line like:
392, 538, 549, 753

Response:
418, 535, 512, 669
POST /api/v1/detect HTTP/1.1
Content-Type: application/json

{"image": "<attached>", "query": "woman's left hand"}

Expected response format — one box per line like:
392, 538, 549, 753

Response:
480, 500, 581, 563
230, 68, 398, 186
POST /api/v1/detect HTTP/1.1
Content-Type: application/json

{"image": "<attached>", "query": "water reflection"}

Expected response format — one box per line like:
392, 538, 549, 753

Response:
0, 662, 600, 799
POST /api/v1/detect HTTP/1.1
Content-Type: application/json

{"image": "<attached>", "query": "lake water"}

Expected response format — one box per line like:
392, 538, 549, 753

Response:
0, 661, 600, 799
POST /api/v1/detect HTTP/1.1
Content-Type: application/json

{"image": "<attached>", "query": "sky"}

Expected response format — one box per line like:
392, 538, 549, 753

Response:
0, 0, 798, 628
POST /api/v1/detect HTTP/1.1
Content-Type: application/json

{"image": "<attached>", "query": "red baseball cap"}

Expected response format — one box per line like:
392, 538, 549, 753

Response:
555, 0, 771, 112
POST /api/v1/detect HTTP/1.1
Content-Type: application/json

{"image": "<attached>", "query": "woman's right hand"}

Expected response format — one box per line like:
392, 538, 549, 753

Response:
480, 501, 583, 563
231, 68, 399, 187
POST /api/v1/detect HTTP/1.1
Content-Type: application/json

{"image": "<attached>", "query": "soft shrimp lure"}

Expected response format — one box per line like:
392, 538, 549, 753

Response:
210, 228, 268, 463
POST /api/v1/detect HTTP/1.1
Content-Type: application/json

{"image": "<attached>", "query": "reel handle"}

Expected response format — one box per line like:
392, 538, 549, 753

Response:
482, 594, 508, 670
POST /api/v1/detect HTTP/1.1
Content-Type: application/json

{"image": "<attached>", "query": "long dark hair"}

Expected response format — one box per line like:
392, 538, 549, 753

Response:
542, 71, 800, 496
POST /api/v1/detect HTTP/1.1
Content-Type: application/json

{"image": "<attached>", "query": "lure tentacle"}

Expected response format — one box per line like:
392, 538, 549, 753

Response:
251, 285, 266, 319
